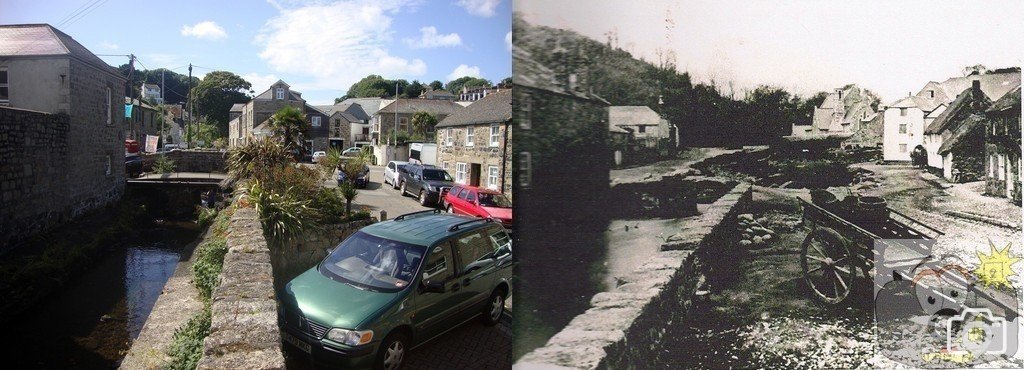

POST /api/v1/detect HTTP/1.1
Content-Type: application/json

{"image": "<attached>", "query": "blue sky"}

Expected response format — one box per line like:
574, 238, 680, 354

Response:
1, 0, 512, 105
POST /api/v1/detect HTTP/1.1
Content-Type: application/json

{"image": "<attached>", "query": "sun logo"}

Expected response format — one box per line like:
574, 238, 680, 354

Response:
973, 240, 1021, 290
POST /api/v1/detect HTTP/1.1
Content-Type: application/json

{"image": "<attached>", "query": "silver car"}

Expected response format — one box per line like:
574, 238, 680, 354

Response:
384, 160, 409, 189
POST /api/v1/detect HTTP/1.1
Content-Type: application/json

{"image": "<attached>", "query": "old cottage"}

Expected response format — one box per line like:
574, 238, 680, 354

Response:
435, 89, 512, 196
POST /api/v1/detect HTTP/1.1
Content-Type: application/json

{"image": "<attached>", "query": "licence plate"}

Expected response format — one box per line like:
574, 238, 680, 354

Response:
282, 331, 312, 354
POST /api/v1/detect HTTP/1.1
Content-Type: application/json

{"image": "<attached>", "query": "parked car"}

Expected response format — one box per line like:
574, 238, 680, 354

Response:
312, 151, 327, 163
125, 154, 143, 178
341, 146, 363, 157
444, 186, 513, 228
338, 164, 371, 188
399, 165, 454, 206
384, 161, 409, 188
277, 211, 513, 369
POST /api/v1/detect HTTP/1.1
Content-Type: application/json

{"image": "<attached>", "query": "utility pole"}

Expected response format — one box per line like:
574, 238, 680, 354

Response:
393, 81, 398, 160
127, 54, 135, 140
187, 63, 192, 148
161, 69, 165, 103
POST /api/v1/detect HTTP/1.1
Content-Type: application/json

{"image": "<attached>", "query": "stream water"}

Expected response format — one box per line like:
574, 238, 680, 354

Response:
0, 219, 200, 369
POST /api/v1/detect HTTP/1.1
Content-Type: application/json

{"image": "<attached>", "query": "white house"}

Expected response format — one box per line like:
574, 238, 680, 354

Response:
141, 83, 161, 103
608, 105, 672, 148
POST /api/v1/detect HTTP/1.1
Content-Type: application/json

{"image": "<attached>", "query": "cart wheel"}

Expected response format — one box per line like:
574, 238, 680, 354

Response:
801, 227, 857, 305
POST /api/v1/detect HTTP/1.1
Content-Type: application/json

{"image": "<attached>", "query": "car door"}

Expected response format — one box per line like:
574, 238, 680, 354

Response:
412, 241, 463, 342
451, 228, 499, 319
453, 188, 471, 215
464, 190, 486, 218
386, 162, 396, 183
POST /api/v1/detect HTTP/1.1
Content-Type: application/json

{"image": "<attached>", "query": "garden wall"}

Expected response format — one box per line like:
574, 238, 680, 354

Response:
196, 205, 284, 369
141, 149, 227, 173
516, 184, 751, 369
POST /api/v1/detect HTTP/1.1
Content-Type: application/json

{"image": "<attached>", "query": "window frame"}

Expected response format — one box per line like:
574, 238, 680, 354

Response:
899, 124, 907, 134
488, 165, 500, 190
275, 88, 285, 100
519, 152, 532, 188
446, 128, 453, 146
489, 125, 500, 147
0, 67, 9, 103
106, 87, 112, 125
311, 116, 321, 127
456, 162, 468, 184
465, 127, 474, 146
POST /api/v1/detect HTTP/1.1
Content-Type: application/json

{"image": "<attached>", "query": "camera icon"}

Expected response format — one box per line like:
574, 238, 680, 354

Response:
946, 308, 1008, 355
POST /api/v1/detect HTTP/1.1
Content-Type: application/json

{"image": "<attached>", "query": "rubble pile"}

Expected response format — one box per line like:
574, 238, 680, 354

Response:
737, 213, 775, 247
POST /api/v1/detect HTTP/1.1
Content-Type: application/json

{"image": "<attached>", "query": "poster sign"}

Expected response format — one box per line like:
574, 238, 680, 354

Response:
145, 135, 159, 153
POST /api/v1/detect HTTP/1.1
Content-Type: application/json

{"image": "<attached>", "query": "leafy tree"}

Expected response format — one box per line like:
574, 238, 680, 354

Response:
345, 75, 408, 98
498, 77, 513, 88
446, 76, 492, 94
186, 121, 221, 148
117, 66, 200, 105
192, 71, 252, 136
428, 80, 444, 91
963, 64, 988, 76
268, 106, 309, 157
411, 111, 438, 138
333, 96, 350, 104
404, 80, 425, 98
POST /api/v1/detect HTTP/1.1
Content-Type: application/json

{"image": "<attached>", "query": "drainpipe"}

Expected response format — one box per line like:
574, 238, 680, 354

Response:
500, 120, 509, 195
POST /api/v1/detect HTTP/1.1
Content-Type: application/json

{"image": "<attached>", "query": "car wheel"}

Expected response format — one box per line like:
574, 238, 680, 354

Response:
374, 332, 409, 370
481, 288, 506, 326
401, 182, 408, 196
446, 205, 454, 213
419, 191, 429, 206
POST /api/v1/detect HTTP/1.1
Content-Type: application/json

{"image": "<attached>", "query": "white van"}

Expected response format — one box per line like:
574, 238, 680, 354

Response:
409, 143, 437, 166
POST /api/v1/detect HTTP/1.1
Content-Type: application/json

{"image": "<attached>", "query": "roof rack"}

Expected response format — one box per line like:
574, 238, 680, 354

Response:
394, 209, 442, 221
447, 217, 493, 232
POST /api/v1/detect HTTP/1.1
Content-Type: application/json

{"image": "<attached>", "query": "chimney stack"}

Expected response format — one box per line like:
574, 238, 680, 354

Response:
972, 80, 982, 97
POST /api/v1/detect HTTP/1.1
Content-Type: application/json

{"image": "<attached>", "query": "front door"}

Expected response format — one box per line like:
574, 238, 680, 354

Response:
413, 242, 462, 343
469, 163, 481, 187
329, 139, 344, 150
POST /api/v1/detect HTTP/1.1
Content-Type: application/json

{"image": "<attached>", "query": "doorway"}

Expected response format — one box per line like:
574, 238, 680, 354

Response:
470, 163, 481, 186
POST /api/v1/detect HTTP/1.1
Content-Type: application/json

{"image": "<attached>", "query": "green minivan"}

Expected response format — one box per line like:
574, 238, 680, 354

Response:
277, 210, 513, 369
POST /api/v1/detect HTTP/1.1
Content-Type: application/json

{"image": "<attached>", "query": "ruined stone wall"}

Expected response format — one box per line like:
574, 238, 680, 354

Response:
140, 149, 227, 173
0, 107, 71, 250
516, 184, 752, 369
196, 204, 284, 369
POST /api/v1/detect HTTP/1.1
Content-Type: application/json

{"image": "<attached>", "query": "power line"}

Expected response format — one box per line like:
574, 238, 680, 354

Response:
54, 0, 101, 27
58, 0, 110, 28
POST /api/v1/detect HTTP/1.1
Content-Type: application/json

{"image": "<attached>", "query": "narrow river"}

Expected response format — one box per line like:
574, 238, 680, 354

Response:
2, 219, 200, 369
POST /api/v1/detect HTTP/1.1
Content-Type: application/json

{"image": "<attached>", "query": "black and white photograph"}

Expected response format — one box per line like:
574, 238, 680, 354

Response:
511, 1, 1023, 369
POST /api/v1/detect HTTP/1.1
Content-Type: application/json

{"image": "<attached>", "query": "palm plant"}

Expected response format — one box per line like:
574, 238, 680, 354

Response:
227, 137, 294, 181
268, 106, 309, 158
338, 181, 358, 216
248, 179, 316, 241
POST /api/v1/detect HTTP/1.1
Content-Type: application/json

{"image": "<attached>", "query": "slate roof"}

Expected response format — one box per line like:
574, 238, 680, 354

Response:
512, 46, 608, 104
921, 72, 1021, 103
436, 89, 511, 128
315, 102, 371, 122
336, 97, 383, 119
0, 24, 122, 78
378, 98, 463, 116
254, 81, 303, 101
938, 114, 986, 154
423, 89, 457, 99
229, 103, 245, 112
924, 86, 992, 135
987, 86, 1021, 114
609, 106, 663, 127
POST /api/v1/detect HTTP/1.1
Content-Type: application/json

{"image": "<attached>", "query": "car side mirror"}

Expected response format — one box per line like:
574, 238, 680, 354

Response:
421, 280, 445, 294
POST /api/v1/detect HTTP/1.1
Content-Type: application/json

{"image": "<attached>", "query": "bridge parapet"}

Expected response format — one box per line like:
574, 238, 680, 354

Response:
141, 150, 227, 174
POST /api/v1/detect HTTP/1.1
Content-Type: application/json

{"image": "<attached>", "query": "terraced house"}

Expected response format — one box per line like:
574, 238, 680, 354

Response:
436, 89, 512, 197
228, 79, 329, 154
985, 86, 1022, 203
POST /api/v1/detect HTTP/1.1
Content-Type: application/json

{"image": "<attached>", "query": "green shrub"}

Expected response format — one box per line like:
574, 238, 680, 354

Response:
163, 305, 211, 370
210, 206, 234, 238
196, 207, 217, 227
248, 180, 317, 241
227, 137, 294, 181
153, 155, 176, 174
191, 239, 228, 300
310, 188, 347, 224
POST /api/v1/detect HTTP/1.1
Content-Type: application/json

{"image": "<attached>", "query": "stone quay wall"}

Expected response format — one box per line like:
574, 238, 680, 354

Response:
196, 203, 284, 369
516, 183, 752, 369
141, 149, 228, 173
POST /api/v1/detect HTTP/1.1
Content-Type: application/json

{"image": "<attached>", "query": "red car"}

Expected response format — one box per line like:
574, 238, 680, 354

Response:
444, 185, 513, 228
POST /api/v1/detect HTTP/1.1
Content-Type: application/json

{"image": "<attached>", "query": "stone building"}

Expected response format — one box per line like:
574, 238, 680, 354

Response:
436, 89, 512, 197
792, 85, 877, 139
125, 97, 162, 142
608, 105, 672, 148
984, 86, 1021, 203
0, 23, 127, 249
229, 79, 329, 154
923, 81, 993, 180
315, 99, 375, 150
371, 98, 462, 145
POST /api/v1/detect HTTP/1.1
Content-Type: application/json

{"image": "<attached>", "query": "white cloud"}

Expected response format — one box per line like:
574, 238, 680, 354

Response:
447, 64, 481, 81
242, 72, 282, 95
455, 0, 501, 17
100, 41, 118, 50
181, 21, 228, 40
404, 26, 462, 49
504, 31, 511, 52
255, 0, 427, 91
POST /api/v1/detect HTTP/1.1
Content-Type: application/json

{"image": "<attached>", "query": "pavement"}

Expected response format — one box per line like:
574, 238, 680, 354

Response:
287, 165, 512, 369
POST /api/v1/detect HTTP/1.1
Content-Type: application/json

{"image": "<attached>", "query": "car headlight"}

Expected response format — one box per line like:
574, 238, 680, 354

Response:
326, 328, 374, 346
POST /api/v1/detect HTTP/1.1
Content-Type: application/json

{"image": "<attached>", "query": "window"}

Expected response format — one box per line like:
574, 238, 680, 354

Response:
520, 94, 532, 129
899, 144, 907, 153
990, 155, 997, 177
457, 188, 469, 200
519, 152, 532, 187
446, 129, 453, 146
465, 127, 474, 146
489, 125, 500, 147
454, 231, 494, 273
487, 227, 512, 256
456, 162, 468, 184
488, 165, 500, 190
899, 124, 907, 134
312, 116, 321, 127
466, 190, 477, 203
106, 87, 112, 125
900, 108, 907, 116
638, 126, 647, 133
450, 186, 462, 198
0, 68, 9, 102
422, 243, 453, 281
275, 88, 284, 100
105, 155, 112, 176
998, 155, 1006, 180
443, 161, 450, 171
399, 117, 408, 132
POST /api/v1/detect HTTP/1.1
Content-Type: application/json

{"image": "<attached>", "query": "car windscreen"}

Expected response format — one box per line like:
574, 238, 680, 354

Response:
319, 231, 425, 292
422, 169, 452, 181
478, 193, 512, 208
